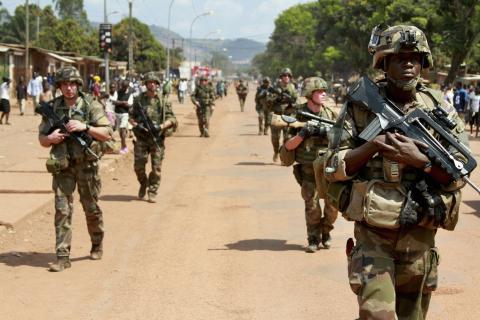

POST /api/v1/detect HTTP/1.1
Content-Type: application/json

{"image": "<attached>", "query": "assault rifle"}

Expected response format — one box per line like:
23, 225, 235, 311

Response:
35, 102, 99, 160
133, 101, 162, 149
347, 76, 479, 192
274, 88, 295, 104
272, 111, 336, 130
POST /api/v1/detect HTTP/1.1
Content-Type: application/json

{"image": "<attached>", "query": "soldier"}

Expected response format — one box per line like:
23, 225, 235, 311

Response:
324, 25, 468, 319
254, 77, 274, 135
38, 66, 113, 272
283, 77, 338, 252
129, 72, 177, 203
191, 76, 216, 137
235, 79, 249, 112
271, 68, 298, 162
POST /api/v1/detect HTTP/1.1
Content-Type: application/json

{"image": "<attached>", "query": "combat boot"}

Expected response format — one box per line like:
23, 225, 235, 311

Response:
264, 128, 269, 135
321, 233, 332, 249
273, 153, 279, 162
138, 183, 147, 200
147, 192, 157, 203
48, 256, 71, 272
305, 236, 319, 253
90, 243, 103, 260
204, 129, 210, 138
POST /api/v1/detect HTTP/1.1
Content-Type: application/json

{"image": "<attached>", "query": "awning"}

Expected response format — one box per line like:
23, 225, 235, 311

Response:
0, 45, 10, 53
45, 52, 75, 64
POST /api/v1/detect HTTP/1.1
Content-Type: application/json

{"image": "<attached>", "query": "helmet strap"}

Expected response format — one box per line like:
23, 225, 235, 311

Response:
387, 75, 420, 92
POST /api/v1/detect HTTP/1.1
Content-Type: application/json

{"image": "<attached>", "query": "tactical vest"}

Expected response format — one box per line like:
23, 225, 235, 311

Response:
273, 83, 296, 114
50, 94, 94, 162
194, 86, 215, 106
294, 104, 335, 164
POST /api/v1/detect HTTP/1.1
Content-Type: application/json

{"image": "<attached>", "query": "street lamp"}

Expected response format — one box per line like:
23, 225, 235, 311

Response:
128, 0, 133, 75
166, 0, 175, 81
189, 10, 213, 79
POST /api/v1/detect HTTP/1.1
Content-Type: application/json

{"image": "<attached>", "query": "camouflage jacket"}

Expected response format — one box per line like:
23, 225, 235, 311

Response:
287, 103, 337, 164
191, 84, 216, 107
270, 82, 298, 115
38, 93, 112, 162
254, 84, 274, 111
130, 92, 178, 141
236, 84, 248, 97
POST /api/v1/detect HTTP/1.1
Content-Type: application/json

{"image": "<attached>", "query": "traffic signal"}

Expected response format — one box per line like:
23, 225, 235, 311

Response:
99, 24, 113, 53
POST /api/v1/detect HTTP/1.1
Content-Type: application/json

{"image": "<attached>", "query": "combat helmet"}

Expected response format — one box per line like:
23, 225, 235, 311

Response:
280, 67, 292, 78
302, 77, 328, 99
262, 76, 271, 84
55, 66, 83, 87
143, 71, 161, 85
368, 24, 433, 70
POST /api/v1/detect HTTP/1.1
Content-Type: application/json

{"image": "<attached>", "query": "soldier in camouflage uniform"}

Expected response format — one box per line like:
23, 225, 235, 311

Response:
283, 77, 338, 252
191, 76, 216, 137
324, 25, 468, 319
254, 77, 274, 135
235, 79, 249, 112
271, 68, 298, 162
129, 72, 177, 203
38, 66, 113, 272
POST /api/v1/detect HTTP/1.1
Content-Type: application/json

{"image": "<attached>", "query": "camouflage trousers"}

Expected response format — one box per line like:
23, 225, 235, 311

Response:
256, 105, 272, 133
297, 165, 338, 237
52, 160, 104, 257
238, 96, 246, 112
271, 126, 288, 154
196, 105, 212, 135
133, 139, 165, 196
348, 222, 439, 320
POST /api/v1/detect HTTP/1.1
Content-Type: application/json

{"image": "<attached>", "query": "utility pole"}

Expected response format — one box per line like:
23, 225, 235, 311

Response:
36, 0, 40, 42
25, 0, 29, 82
166, 0, 174, 81
103, 0, 109, 90
128, 0, 134, 75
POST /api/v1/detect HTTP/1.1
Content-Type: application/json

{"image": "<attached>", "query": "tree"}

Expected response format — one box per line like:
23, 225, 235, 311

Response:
438, 0, 480, 85
111, 18, 166, 74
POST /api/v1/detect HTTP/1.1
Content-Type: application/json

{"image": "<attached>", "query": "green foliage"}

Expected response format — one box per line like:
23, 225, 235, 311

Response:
111, 18, 166, 73
253, 0, 480, 85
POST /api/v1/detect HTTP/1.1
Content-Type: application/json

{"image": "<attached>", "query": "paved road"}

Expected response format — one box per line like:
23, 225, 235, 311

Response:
0, 90, 479, 319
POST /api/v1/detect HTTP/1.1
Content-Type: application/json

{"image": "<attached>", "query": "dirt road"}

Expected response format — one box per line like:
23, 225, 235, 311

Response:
1, 89, 480, 319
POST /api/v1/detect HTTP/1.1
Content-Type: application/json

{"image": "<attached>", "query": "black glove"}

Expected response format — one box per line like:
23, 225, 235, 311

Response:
298, 123, 315, 138
313, 124, 327, 137
153, 123, 162, 132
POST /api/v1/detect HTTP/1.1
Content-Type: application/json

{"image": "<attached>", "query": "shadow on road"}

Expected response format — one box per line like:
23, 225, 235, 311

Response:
462, 200, 480, 217
100, 194, 138, 202
0, 189, 52, 194
0, 251, 92, 269
173, 135, 202, 138
209, 239, 304, 252
235, 161, 275, 166
238, 133, 261, 136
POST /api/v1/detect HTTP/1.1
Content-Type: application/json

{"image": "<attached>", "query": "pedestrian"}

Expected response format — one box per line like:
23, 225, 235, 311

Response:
235, 79, 248, 112
129, 72, 177, 203
16, 76, 27, 116
178, 78, 187, 104
191, 76, 216, 137
282, 77, 338, 252
28, 72, 43, 110
37, 66, 113, 272
113, 80, 133, 154
0, 77, 11, 124
453, 81, 469, 120
92, 75, 101, 100
40, 80, 54, 103
270, 67, 298, 162
469, 87, 480, 137
104, 82, 117, 128
324, 25, 468, 319
254, 77, 274, 135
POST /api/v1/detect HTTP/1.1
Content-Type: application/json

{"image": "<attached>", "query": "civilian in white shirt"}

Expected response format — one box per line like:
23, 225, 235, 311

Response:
469, 87, 480, 137
0, 77, 11, 125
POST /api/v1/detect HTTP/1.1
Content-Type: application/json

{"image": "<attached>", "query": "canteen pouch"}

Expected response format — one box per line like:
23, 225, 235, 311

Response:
46, 144, 69, 174
279, 145, 295, 167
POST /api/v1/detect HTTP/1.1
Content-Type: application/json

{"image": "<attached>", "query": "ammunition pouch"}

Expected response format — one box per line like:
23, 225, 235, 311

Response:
418, 188, 460, 231
279, 145, 295, 167
46, 158, 69, 174
344, 179, 406, 230
326, 181, 352, 213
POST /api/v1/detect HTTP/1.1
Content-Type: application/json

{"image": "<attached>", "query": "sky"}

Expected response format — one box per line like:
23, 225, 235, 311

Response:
4, 0, 313, 43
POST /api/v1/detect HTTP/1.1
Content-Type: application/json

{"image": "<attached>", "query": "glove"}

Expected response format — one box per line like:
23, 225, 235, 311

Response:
312, 124, 327, 137
298, 123, 315, 138
153, 123, 162, 132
